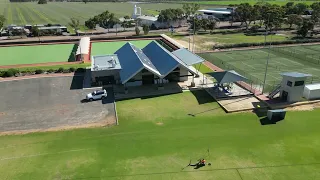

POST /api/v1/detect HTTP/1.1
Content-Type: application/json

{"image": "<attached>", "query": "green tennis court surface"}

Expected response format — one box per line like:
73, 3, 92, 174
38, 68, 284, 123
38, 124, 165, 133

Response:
91, 40, 152, 55
0, 44, 77, 66
198, 45, 320, 92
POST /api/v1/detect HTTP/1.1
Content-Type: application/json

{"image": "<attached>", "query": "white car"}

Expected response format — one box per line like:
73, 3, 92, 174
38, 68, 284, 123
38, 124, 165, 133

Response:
86, 89, 107, 101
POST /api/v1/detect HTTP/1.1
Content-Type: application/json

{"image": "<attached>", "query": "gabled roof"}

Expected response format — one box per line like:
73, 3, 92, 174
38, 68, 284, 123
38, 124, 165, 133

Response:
281, 72, 312, 78
172, 48, 205, 65
207, 70, 247, 84
142, 41, 197, 77
115, 42, 161, 84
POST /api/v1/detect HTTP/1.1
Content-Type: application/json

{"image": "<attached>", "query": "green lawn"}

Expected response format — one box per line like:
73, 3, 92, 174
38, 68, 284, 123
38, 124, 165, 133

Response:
0, 91, 320, 179
173, 33, 291, 50
193, 63, 213, 74
91, 40, 152, 56
0, 43, 77, 66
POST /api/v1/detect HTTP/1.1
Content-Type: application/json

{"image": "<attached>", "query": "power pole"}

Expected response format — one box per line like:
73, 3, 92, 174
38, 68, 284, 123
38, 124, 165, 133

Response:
193, 16, 195, 53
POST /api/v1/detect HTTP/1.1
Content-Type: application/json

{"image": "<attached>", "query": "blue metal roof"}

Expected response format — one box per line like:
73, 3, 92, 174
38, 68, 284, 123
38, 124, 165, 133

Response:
143, 41, 197, 77
130, 44, 161, 77
115, 43, 144, 84
172, 48, 205, 65
280, 72, 312, 78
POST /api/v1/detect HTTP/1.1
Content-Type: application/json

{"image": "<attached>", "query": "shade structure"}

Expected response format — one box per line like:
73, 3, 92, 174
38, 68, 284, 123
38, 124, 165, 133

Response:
207, 70, 248, 84
172, 48, 205, 65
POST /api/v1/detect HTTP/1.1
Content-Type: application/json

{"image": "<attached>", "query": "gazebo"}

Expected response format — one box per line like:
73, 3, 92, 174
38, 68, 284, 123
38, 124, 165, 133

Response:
206, 70, 249, 95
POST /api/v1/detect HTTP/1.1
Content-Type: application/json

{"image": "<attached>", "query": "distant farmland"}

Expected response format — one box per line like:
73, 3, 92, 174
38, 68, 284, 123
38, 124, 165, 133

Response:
0, 1, 183, 27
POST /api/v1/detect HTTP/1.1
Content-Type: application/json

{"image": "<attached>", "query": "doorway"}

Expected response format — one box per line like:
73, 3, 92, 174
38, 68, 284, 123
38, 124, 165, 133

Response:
282, 91, 288, 101
142, 75, 154, 85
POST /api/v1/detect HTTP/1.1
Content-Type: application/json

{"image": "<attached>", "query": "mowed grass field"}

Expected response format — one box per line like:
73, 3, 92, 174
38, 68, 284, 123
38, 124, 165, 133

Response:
0, 1, 183, 26
198, 44, 320, 91
172, 33, 291, 51
0, 43, 77, 66
0, 91, 320, 179
91, 40, 152, 55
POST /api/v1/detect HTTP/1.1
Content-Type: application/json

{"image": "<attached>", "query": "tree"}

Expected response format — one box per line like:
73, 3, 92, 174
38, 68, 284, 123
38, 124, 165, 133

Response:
142, 24, 149, 35
135, 26, 140, 36
285, 14, 302, 28
121, 21, 129, 31
69, 17, 80, 33
157, 8, 184, 27
124, 15, 130, 19
38, 0, 47, 4
84, 11, 117, 30
83, 0, 88, 4
293, 3, 308, 15
235, 3, 252, 30
207, 19, 218, 32
0, 15, 6, 29
261, 4, 285, 31
297, 19, 314, 38
31, 26, 40, 36
182, 3, 200, 18
311, 2, 320, 23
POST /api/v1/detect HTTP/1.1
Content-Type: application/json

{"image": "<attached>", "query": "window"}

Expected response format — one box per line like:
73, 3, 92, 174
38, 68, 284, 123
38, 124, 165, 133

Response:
294, 81, 305, 86
287, 81, 292, 87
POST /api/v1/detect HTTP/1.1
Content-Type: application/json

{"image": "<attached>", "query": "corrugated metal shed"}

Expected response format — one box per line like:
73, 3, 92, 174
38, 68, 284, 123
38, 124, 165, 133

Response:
143, 41, 197, 77
76, 37, 90, 55
172, 48, 205, 65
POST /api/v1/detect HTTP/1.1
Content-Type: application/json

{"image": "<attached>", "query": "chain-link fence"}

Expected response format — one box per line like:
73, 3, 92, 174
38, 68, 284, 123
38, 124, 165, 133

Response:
271, 47, 320, 65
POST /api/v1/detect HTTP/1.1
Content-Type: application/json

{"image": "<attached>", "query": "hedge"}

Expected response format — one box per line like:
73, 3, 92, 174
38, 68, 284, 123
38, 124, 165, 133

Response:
0, 63, 89, 78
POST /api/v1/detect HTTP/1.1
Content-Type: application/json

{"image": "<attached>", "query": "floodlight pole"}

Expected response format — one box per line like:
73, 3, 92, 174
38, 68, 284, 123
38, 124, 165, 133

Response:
262, 14, 271, 94
193, 16, 195, 53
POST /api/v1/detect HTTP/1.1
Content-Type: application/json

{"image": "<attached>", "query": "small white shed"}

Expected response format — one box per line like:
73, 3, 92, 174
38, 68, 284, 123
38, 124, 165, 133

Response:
303, 83, 320, 100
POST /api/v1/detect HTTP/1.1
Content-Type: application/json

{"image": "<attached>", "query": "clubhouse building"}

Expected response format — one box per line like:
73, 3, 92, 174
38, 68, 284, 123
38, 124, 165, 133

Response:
90, 41, 204, 87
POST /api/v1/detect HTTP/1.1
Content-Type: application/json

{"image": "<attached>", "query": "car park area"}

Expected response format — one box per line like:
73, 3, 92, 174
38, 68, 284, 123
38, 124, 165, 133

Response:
0, 76, 116, 133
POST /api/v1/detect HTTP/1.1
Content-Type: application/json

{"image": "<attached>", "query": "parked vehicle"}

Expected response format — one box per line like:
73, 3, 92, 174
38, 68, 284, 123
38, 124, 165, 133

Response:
86, 89, 107, 101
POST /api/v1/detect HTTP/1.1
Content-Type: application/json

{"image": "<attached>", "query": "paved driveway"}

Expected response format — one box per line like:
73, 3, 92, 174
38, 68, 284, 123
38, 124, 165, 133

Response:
0, 76, 115, 133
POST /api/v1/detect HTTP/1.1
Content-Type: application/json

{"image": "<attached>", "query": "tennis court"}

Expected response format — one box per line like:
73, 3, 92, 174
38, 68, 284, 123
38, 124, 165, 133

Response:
198, 45, 320, 92
91, 40, 152, 55
0, 43, 78, 66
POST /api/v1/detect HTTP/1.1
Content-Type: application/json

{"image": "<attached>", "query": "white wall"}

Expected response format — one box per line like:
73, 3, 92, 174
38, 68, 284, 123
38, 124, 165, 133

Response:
179, 66, 189, 81
304, 87, 320, 100
280, 76, 306, 102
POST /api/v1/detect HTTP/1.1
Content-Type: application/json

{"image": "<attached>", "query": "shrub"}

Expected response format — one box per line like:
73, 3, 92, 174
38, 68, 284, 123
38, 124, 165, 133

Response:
69, 67, 75, 72
3, 68, 19, 77
57, 67, 64, 73
63, 69, 70, 73
35, 69, 43, 74
47, 69, 54, 73
75, 68, 86, 73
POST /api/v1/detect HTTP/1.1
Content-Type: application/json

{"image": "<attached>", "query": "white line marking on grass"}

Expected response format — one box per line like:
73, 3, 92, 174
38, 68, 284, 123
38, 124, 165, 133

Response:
0, 148, 91, 161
